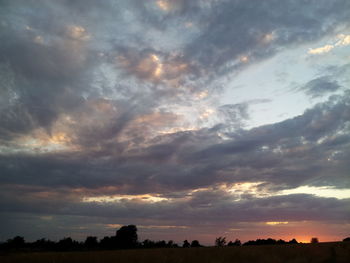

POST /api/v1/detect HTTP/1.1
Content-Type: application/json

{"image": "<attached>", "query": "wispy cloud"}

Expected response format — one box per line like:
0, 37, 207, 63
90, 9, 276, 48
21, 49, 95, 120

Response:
308, 34, 350, 55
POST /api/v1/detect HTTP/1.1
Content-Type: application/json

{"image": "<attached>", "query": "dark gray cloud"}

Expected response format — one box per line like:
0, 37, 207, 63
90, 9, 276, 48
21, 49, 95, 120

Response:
1, 0, 349, 141
1, 93, 349, 193
1, 181, 349, 224
300, 76, 341, 98
0, 3, 97, 139
184, 0, 350, 77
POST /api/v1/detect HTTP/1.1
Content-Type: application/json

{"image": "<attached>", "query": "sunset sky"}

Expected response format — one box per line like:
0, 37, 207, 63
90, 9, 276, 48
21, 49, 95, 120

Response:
0, 0, 349, 245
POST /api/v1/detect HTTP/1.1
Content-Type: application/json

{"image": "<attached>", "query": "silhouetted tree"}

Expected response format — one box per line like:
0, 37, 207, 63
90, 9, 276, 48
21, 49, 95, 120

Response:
191, 240, 201, 247
266, 238, 277, 245
311, 237, 319, 244
276, 239, 286, 244
243, 238, 281, 246
142, 239, 155, 248
228, 239, 241, 246
289, 238, 298, 244
182, 240, 190, 248
57, 237, 74, 251
6, 236, 25, 249
156, 240, 167, 247
167, 240, 179, 248
84, 236, 98, 249
100, 236, 114, 250
343, 237, 350, 242
116, 225, 138, 249
243, 240, 255, 246
32, 238, 55, 251
215, 237, 226, 247
234, 239, 241, 246
140, 239, 178, 249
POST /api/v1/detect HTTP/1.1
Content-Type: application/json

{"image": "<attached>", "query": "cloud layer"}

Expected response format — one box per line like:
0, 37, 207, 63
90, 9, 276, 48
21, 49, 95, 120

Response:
0, 0, 349, 243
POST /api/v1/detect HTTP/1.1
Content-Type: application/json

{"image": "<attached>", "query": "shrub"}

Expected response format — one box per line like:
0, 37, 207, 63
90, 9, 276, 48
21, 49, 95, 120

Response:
310, 237, 319, 244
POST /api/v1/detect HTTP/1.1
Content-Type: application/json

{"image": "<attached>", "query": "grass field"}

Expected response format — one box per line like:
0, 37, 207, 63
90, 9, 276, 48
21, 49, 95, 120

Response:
1, 242, 349, 263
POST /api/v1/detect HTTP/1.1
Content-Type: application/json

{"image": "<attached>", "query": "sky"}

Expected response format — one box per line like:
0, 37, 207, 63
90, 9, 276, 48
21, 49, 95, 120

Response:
0, 0, 349, 245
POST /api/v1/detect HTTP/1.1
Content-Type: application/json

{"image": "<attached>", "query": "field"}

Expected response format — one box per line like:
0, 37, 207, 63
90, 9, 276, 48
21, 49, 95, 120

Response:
1, 242, 349, 263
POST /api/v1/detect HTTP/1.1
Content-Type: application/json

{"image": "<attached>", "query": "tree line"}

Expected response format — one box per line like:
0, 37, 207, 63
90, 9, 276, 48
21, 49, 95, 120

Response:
1, 225, 349, 252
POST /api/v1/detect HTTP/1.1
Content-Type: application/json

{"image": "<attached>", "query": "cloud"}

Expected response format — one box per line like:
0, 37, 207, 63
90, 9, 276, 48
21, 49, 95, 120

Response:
1, 93, 349, 195
300, 76, 341, 98
1, 0, 350, 242
308, 34, 350, 55
1, 182, 349, 229
335, 34, 350, 46
0, 5, 99, 140
115, 50, 190, 86
183, 0, 350, 78
218, 100, 271, 129
308, 45, 334, 55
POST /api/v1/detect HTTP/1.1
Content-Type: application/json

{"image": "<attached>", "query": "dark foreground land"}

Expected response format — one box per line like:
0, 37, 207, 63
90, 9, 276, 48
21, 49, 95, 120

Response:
1, 242, 349, 263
